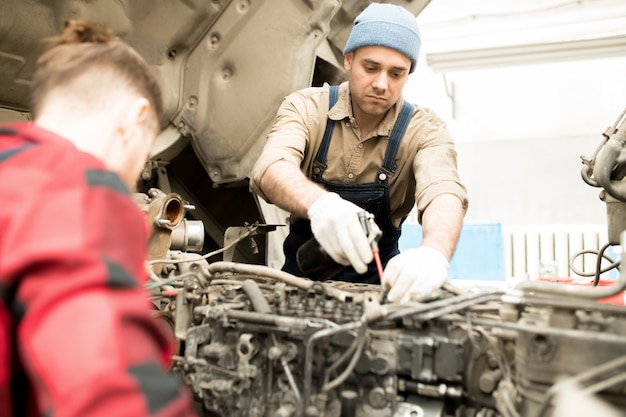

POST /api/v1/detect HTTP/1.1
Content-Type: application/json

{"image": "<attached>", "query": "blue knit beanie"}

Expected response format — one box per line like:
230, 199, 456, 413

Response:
343, 3, 421, 73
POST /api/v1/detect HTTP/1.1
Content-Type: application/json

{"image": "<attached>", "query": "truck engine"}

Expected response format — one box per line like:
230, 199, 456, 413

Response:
146, 221, 626, 417
2, 1, 626, 417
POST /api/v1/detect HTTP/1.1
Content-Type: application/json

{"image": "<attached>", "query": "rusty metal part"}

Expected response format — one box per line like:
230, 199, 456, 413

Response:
136, 188, 187, 274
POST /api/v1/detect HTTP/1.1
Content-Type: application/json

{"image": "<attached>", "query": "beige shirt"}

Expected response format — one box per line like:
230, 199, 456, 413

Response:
249, 82, 468, 227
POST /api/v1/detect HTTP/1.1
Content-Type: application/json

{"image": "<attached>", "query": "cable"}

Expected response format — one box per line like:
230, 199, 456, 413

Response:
270, 334, 301, 402
301, 320, 363, 415
322, 332, 360, 386
473, 320, 512, 381
384, 290, 503, 322
593, 243, 619, 286
569, 242, 620, 284
320, 320, 368, 392
146, 223, 259, 268
322, 322, 368, 393
145, 223, 259, 282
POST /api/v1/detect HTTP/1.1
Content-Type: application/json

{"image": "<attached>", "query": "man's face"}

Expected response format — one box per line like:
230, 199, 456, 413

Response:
344, 46, 411, 121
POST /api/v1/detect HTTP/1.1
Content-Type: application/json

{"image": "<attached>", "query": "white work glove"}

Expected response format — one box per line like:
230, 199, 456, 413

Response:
382, 246, 449, 303
308, 192, 373, 274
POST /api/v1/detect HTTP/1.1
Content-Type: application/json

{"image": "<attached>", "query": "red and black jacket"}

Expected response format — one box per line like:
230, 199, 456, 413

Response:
0, 123, 197, 417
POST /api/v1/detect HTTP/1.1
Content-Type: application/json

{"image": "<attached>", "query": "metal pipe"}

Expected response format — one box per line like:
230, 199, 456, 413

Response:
593, 110, 626, 200
242, 279, 272, 313
206, 261, 372, 303
301, 320, 362, 416
383, 289, 503, 322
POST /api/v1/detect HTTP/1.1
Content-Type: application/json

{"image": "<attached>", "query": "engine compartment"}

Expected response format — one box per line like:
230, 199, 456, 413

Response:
141, 216, 626, 417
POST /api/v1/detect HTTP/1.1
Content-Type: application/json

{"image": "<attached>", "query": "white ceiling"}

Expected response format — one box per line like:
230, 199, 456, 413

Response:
417, 0, 626, 69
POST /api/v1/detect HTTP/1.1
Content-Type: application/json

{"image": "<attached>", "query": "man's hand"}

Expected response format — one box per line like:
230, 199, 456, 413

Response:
382, 246, 449, 303
308, 192, 373, 273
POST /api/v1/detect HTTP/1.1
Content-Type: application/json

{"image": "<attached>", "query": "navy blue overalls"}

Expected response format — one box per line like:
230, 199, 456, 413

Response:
282, 85, 414, 284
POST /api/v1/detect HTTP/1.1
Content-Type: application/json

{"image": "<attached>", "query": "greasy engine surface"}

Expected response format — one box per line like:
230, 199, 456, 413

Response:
145, 222, 626, 417
158, 257, 626, 417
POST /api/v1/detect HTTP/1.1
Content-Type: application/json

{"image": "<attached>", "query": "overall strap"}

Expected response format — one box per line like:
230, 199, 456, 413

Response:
311, 87, 415, 185
0, 145, 34, 164
376, 100, 414, 185
311, 85, 339, 181
0, 128, 34, 164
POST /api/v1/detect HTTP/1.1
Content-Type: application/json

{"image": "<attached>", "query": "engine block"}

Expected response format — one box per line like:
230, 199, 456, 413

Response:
150, 254, 626, 417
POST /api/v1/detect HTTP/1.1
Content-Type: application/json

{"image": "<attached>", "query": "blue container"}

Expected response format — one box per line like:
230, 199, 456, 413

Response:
399, 223, 505, 281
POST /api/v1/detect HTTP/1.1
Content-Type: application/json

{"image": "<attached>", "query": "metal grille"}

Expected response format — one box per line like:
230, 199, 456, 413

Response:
502, 224, 615, 281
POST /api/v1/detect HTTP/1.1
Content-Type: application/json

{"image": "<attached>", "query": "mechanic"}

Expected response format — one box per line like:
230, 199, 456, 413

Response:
0, 20, 197, 416
250, 3, 468, 303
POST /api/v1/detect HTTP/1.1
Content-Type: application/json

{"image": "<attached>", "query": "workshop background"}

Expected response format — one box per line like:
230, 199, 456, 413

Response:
5, 0, 624, 285
398, 0, 626, 284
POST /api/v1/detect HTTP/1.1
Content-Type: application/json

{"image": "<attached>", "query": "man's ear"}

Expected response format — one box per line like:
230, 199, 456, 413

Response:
344, 52, 354, 71
130, 97, 151, 130
120, 97, 151, 143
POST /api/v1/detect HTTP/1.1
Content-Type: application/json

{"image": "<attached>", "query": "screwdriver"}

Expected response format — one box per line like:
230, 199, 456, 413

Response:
358, 212, 384, 282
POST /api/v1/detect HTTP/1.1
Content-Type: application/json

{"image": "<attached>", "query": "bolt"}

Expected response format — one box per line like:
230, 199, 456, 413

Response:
157, 219, 172, 227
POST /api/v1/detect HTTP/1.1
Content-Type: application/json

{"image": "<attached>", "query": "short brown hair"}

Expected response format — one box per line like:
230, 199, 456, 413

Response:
30, 19, 163, 124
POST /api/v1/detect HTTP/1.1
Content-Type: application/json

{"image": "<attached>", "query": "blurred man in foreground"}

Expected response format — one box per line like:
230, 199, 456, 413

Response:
0, 19, 197, 417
